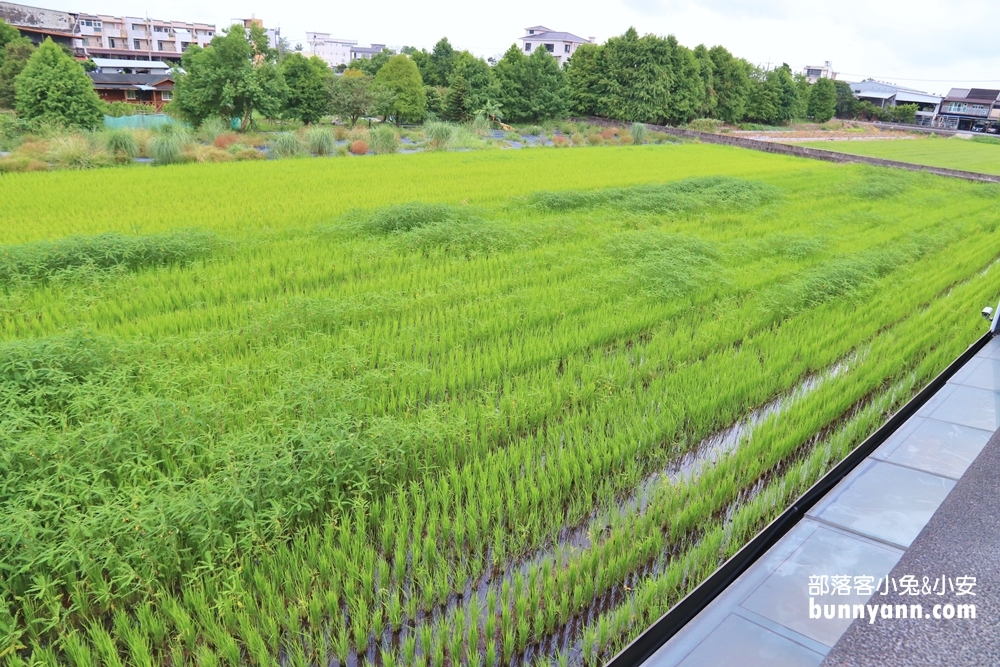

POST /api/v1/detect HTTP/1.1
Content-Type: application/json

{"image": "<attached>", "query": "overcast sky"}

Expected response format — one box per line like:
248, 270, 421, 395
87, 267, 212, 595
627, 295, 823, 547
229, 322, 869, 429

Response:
46, 0, 1000, 95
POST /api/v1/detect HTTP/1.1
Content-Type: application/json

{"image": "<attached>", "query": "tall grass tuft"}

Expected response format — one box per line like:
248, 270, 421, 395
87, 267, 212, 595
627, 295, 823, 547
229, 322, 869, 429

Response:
424, 122, 454, 151
149, 125, 189, 165
197, 117, 228, 144
268, 132, 305, 158
630, 122, 648, 145
306, 127, 337, 156
47, 135, 111, 169
370, 125, 398, 155
103, 129, 140, 162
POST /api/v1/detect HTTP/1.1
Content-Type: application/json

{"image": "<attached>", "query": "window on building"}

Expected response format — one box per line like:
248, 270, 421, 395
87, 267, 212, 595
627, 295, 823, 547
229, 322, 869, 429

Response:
544, 43, 554, 52
161, 91, 173, 101
948, 102, 968, 113
108, 38, 116, 48
971, 104, 985, 111
125, 90, 137, 100
134, 39, 141, 49
564, 44, 571, 53
132, 24, 143, 31
528, 30, 535, 34
524, 42, 531, 52
82, 20, 91, 26
95, 22, 101, 32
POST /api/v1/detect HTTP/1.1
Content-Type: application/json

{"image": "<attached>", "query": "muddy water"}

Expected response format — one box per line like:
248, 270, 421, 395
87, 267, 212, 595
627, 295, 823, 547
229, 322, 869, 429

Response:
326, 357, 853, 667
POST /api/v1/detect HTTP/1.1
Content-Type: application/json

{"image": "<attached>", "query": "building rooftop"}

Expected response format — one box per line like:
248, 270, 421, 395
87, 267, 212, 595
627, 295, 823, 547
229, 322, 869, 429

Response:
519, 30, 590, 43
91, 58, 172, 70
88, 72, 173, 89
632, 332, 999, 667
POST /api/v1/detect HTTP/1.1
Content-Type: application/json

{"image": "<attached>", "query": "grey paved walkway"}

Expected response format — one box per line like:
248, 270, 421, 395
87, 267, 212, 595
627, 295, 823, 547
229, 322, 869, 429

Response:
643, 336, 1000, 666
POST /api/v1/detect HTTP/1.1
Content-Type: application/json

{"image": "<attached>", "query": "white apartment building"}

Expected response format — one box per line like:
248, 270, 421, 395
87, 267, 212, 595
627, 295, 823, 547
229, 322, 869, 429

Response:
306, 32, 357, 67
75, 13, 215, 60
518, 26, 592, 66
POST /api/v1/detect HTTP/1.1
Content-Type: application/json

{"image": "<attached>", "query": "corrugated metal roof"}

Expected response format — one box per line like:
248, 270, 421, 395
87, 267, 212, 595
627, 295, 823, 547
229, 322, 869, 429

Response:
520, 31, 590, 44
92, 58, 172, 70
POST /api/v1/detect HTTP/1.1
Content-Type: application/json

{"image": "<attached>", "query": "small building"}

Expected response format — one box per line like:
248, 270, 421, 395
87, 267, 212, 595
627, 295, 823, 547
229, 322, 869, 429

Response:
88, 72, 174, 110
803, 61, 837, 84
0, 1, 79, 51
518, 26, 592, 66
850, 79, 942, 127
936, 88, 1000, 132
306, 32, 357, 68
90, 58, 172, 74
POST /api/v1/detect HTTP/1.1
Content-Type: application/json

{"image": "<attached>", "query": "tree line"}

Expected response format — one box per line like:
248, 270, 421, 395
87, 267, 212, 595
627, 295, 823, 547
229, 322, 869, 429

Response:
0, 17, 918, 132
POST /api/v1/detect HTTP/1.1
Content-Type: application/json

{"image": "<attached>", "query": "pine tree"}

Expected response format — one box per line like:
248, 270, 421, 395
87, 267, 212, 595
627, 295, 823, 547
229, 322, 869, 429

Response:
808, 77, 837, 123
443, 74, 470, 122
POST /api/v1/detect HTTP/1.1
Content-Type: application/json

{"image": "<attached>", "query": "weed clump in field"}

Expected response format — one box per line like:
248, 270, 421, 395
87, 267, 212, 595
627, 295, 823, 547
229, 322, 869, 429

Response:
530, 176, 780, 214
48, 134, 113, 169
0, 230, 216, 286
354, 202, 467, 234
103, 129, 140, 162
425, 122, 454, 150
149, 125, 190, 165
846, 167, 912, 200
607, 230, 722, 298
631, 123, 648, 145
349, 139, 369, 155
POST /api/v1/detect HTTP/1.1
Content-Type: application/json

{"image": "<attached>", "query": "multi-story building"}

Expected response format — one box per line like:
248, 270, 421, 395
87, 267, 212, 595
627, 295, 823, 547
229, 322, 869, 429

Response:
518, 26, 592, 66
850, 79, 942, 127
803, 61, 837, 84
351, 43, 387, 60
75, 13, 215, 61
936, 88, 1000, 132
306, 32, 357, 68
233, 17, 280, 51
0, 1, 79, 50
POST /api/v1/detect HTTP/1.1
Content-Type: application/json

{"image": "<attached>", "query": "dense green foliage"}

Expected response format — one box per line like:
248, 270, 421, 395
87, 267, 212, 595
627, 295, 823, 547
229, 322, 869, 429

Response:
0, 19, 34, 110
373, 55, 427, 124
13, 39, 103, 129
174, 24, 288, 130
280, 53, 331, 124
493, 45, 567, 123
807, 77, 837, 122
1, 146, 999, 666
329, 70, 374, 126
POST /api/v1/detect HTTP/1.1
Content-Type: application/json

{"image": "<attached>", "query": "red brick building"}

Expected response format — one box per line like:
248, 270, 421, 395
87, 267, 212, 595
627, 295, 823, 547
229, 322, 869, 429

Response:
88, 72, 174, 110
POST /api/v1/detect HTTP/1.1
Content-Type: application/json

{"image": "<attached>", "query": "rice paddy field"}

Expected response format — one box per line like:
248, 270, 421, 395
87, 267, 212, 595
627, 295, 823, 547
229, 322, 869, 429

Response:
2, 144, 1000, 667
800, 135, 1000, 175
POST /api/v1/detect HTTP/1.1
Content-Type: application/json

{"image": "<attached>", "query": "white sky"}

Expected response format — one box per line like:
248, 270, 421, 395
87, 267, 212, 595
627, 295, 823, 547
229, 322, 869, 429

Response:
43, 0, 1000, 95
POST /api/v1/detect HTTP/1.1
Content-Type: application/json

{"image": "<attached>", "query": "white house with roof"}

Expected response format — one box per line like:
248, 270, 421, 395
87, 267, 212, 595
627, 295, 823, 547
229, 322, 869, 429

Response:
803, 61, 837, 84
518, 26, 592, 66
850, 79, 942, 127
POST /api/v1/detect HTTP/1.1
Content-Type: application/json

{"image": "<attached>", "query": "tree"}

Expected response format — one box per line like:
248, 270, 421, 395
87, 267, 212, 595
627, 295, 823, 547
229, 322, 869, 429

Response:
424, 85, 443, 115
0, 36, 34, 109
833, 80, 859, 119
373, 54, 426, 124
706, 45, 750, 124
427, 37, 455, 87
664, 36, 706, 125
449, 51, 495, 113
329, 70, 373, 126
494, 44, 566, 123
174, 23, 288, 130
0, 18, 20, 55
347, 49, 392, 76
14, 39, 103, 129
443, 74, 470, 122
281, 52, 331, 124
492, 45, 528, 122
565, 43, 602, 116
597, 28, 671, 124
808, 77, 837, 123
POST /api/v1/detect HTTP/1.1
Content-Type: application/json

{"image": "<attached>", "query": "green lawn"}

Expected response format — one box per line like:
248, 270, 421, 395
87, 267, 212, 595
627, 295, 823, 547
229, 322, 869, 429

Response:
801, 136, 1000, 175
3, 146, 1000, 666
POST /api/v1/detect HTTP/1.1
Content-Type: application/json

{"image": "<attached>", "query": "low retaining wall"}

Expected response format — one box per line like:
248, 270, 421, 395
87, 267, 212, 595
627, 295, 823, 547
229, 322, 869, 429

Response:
574, 117, 1000, 185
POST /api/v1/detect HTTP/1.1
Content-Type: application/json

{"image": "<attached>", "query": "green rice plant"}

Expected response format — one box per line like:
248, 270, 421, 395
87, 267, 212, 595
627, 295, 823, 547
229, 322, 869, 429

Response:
305, 127, 337, 156
370, 124, 399, 155
268, 132, 305, 158
424, 121, 454, 150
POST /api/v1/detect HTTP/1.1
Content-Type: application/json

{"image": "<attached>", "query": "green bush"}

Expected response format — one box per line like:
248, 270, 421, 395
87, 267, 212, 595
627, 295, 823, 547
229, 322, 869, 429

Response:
103, 129, 139, 161
0, 112, 27, 151
630, 122, 648, 145
306, 127, 336, 155
268, 132, 304, 158
471, 113, 491, 135
686, 118, 723, 133
424, 121, 453, 150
